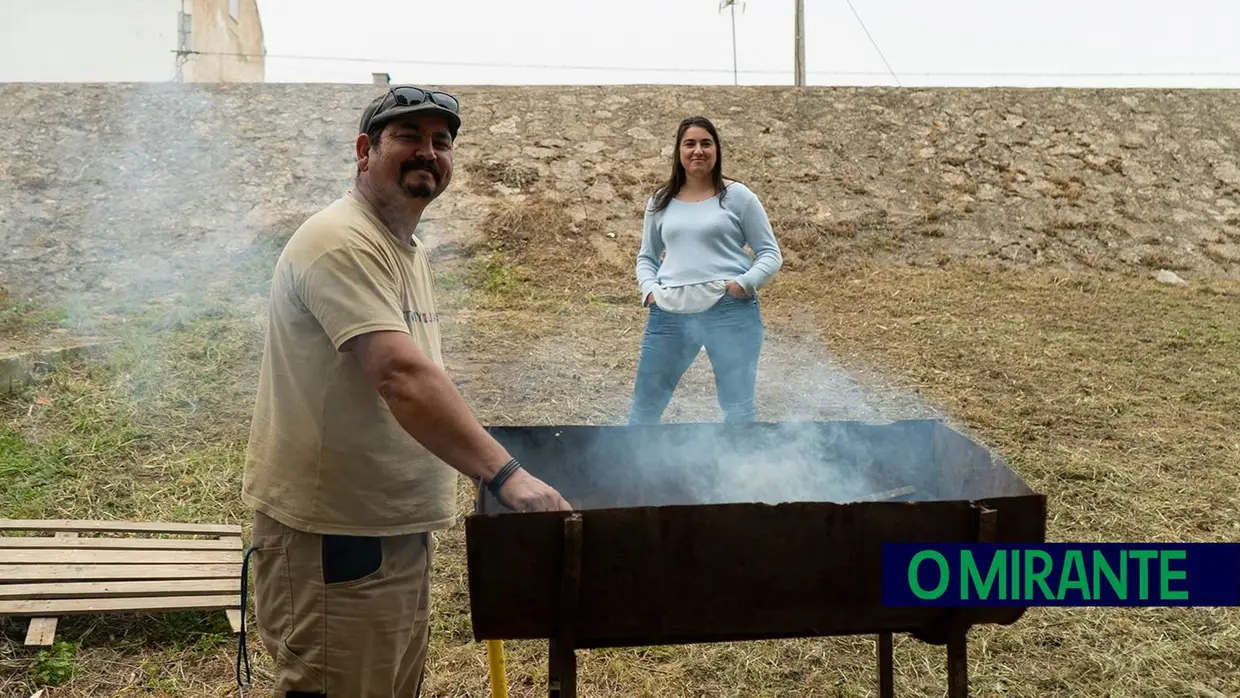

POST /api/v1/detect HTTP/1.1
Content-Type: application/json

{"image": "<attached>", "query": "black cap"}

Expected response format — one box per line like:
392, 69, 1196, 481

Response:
359, 86, 462, 140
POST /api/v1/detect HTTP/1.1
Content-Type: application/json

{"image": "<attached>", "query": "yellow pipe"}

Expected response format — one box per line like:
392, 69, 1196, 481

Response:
475, 480, 510, 698
486, 639, 510, 697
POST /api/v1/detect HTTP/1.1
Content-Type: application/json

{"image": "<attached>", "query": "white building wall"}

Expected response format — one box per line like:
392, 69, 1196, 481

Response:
0, 0, 182, 82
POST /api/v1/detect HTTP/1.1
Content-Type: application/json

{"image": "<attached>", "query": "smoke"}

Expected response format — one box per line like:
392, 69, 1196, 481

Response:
2, 82, 986, 512
659, 329, 946, 426
631, 333, 947, 506
475, 324, 962, 511
0, 82, 373, 433
1, 82, 358, 332
484, 413, 959, 515
666, 421, 890, 506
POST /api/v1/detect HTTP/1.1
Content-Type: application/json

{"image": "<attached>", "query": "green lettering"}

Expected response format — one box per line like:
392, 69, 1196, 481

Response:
1129, 550, 1158, 600
962, 550, 1005, 600
1058, 550, 1090, 601
1010, 548, 1020, 599
1092, 550, 1126, 600
909, 551, 949, 599
1159, 550, 1188, 601
1023, 550, 1055, 600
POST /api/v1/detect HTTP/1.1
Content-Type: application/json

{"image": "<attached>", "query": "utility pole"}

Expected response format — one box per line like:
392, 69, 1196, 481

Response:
720, 0, 741, 86
730, 2, 738, 85
794, 0, 805, 86
174, 0, 191, 82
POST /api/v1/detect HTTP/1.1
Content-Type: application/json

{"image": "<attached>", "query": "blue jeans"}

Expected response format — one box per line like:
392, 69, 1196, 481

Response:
628, 294, 765, 424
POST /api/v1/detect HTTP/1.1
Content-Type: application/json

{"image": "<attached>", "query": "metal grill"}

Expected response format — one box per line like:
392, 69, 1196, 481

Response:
466, 419, 1047, 697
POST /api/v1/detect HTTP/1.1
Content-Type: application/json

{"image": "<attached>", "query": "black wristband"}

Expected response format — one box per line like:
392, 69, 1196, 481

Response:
486, 457, 522, 500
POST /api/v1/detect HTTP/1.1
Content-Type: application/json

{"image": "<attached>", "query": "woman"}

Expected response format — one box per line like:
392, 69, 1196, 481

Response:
628, 116, 783, 425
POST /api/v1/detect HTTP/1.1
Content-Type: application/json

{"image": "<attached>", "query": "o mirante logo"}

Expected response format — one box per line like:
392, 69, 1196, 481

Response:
882, 543, 1240, 607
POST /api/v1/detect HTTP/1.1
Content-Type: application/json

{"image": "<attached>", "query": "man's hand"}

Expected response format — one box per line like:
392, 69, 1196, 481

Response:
725, 280, 749, 298
496, 469, 573, 512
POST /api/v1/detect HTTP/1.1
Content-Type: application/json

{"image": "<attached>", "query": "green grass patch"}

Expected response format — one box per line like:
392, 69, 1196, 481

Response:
0, 425, 83, 519
468, 252, 529, 298
0, 295, 68, 337
0, 293, 262, 525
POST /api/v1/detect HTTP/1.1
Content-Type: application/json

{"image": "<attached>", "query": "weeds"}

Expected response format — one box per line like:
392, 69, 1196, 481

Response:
31, 641, 76, 686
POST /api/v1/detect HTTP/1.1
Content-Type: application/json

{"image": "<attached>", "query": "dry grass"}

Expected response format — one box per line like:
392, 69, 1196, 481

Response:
2, 244, 1239, 696
468, 194, 630, 304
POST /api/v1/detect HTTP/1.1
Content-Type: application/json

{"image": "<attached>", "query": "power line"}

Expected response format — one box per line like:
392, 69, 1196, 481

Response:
843, 0, 901, 86
178, 50, 788, 75
178, 51, 1240, 80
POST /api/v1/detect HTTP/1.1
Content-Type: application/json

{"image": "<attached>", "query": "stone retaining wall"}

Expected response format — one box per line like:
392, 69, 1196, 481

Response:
2, 83, 1237, 309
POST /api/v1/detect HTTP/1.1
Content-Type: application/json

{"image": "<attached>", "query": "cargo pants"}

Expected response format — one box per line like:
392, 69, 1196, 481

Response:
247, 510, 433, 697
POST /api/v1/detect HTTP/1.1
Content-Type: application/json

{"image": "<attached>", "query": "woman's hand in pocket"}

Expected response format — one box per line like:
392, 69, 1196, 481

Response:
725, 281, 749, 298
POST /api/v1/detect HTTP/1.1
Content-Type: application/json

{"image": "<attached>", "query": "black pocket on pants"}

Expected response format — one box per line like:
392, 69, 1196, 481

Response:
321, 534, 383, 585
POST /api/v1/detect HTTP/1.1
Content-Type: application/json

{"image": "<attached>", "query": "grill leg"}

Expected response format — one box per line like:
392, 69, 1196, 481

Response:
877, 632, 894, 698
550, 514, 583, 698
548, 638, 577, 698
947, 630, 969, 698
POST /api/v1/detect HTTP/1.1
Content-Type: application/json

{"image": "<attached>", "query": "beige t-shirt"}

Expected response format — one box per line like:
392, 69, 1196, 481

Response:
242, 193, 458, 537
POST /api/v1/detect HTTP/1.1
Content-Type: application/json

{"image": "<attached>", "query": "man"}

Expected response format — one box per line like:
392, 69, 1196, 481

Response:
240, 86, 572, 697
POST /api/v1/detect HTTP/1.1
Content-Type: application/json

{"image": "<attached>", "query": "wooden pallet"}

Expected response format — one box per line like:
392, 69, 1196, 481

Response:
0, 519, 244, 646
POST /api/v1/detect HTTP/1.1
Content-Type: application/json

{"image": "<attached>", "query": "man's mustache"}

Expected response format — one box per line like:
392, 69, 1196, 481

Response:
400, 160, 440, 178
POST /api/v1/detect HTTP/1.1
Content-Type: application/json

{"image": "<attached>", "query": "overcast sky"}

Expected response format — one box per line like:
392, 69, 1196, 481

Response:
253, 0, 1240, 88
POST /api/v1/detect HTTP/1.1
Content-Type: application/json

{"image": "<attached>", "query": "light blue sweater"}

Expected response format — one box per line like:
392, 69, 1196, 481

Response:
635, 182, 783, 301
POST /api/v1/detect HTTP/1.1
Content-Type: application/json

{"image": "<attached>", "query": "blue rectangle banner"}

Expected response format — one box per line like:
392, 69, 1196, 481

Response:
881, 543, 1240, 607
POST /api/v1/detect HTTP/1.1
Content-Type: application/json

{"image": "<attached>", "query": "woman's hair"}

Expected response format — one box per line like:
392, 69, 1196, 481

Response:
648, 116, 735, 213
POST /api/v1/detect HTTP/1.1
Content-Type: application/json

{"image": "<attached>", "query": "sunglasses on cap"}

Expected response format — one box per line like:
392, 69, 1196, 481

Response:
387, 86, 460, 114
